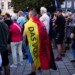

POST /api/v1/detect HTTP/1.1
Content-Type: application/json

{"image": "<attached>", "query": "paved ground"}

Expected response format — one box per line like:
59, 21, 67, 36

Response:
1, 49, 75, 75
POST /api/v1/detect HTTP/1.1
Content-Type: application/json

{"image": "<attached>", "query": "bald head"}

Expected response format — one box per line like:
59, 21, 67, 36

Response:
18, 11, 23, 17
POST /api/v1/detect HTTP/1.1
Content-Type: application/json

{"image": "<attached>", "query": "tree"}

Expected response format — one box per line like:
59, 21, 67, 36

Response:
11, 0, 26, 12
11, 0, 65, 13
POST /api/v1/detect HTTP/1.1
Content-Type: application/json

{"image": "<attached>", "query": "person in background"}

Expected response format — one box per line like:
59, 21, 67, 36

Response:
17, 11, 26, 26
4, 13, 12, 55
40, 7, 50, 34
65, 15, 71, 50
72, 13, 75, 25
4, 13, 12, 28
70, 28, 75, 66
10, 15, 23, 68
17, 11, 27, 59
0, 9, 10, 75
49, 13, 54, 41
55, 9, 66, 61
49, 13, 57, 70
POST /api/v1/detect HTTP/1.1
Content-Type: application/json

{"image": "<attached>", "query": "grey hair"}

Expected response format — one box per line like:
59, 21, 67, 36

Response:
40, 7, 47, 13
29, 9, 37, 16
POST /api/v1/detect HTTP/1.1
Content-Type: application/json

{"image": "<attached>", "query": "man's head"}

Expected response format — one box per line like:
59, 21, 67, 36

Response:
28, 9, 37, 19
0, 9, 2, 15
11, 14, 17, 22
40, 7, 47, 15
56, 9, 62, 17
18, 11, 23, 17
4, 13, 11, 19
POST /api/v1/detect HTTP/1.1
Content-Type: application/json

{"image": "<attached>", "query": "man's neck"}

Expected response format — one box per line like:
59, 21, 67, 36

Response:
19, 15, 22, 17
42, 13, 46, 16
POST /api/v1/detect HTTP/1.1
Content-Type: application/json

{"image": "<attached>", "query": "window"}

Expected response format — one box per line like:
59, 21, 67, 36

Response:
67, 1, 72, 8
1, 2, 4, 9
8, 2, 11, 9
61, 2, 66, 8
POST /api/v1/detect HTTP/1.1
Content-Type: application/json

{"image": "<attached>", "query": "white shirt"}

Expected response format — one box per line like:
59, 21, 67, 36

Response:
40, 13, 50, 34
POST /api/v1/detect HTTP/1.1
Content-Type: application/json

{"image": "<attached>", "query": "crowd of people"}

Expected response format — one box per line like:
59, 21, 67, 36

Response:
0, 6, 75, 75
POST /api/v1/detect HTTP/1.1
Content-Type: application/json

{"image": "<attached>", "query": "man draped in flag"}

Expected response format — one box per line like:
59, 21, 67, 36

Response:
23, 9, 51, 75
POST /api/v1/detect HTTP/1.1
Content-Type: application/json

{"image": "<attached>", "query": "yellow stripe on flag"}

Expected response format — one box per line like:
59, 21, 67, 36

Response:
25, 18, 40, 69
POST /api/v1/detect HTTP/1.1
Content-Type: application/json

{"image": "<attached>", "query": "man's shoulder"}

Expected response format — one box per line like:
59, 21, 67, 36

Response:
42, 14, 49, 19
59, 15, 64, 18
0, 22, 8, 30
18, 16, 23, 20
20, 16, 25, 20
44, 14, 49, 17
57, 15, 62, 20
25, 19, 34, 25
0, 21, 6, 26
59, 15, 65, 21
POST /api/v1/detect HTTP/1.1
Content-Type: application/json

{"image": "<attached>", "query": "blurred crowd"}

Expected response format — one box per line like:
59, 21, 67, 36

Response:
0, 7, 75, 75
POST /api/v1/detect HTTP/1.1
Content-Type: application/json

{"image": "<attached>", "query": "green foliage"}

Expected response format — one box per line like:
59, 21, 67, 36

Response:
11, 0, 65, 13
11, 0, 26, 12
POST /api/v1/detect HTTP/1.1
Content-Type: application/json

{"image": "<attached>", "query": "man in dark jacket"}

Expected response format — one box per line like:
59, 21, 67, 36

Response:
0, 22, 10, 75
55, 9, 66, 61
0, 9, 10, 75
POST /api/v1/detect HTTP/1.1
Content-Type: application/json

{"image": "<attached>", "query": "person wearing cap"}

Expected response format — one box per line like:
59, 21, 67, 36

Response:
40, 7, 50, 34
10, 15, 23, 68
55, 9, 66, 61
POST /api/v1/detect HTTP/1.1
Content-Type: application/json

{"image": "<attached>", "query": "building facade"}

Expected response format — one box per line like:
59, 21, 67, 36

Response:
0, 0, 13, 15
61, 0, 75, 12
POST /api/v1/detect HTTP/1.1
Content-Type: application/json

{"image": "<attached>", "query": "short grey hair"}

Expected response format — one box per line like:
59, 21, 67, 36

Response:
29, 9, 37, 16
11, 14, 18, 21
40, 7, 47, 13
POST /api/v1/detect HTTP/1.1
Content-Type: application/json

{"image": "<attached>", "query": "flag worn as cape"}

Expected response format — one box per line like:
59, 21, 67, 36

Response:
25, 16, 51, 70
25, 18, 40, 69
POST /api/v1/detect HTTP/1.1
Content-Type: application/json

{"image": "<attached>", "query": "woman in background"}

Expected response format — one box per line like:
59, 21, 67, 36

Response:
10, 15, 23, 68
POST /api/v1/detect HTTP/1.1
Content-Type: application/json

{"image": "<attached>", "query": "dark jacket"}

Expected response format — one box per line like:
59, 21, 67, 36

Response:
55, 15, 66, 34
4, 19, 12, 44
49, 19, 53, 41
0, 22, 9, 52
4, 19, 12, 28
71, 27, 75, 49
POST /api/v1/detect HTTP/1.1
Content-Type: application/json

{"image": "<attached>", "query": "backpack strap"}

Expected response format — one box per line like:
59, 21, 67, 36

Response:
14, 23, 21, 32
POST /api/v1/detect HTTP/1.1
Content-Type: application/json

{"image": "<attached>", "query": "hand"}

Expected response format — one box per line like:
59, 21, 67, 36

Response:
70, 33, 74, 39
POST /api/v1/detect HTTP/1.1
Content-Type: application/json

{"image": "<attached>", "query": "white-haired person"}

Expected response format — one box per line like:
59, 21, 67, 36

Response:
40, 6, 50, 34
40, 7, 57, 70
10, 15, 23, 68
